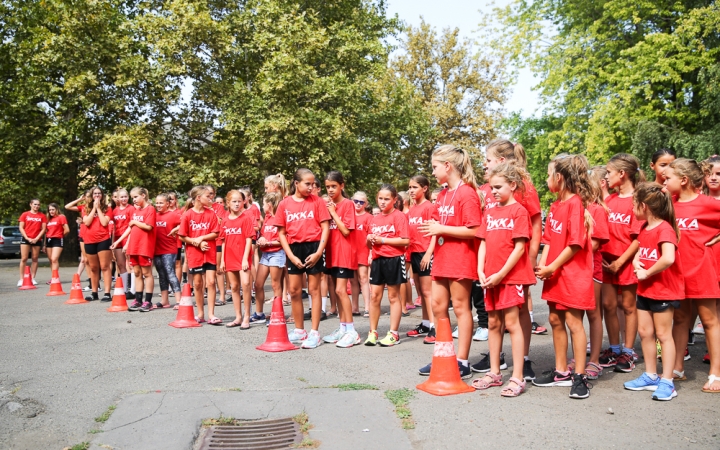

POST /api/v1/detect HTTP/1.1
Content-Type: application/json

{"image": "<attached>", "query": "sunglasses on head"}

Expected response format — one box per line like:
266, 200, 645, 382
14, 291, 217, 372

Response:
352, 199, 365, 205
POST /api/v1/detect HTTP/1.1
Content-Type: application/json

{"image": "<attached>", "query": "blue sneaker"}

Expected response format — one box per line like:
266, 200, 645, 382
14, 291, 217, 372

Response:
288, 329, 308, 344
249, 312, 266, 325
473, 327, 489, 341
652, 379, 677, 401
418, 362, 432, 376
624, 373, 659, 391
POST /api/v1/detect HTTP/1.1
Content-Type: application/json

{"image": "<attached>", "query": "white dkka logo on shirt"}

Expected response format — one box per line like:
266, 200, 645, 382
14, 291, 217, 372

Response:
437, 205, 455, 216
25, 217, 42, 222
371, 224, 396, 235
408, 216, 425, 225
114, 215, 127, 221
132, 214, 145, 222
285, 210, 315, 222
548, 213, 563, 234
486, 215, 515, 231
608, 212, 631, 224
638, 247, 659, 261
675, 218, 699, 230
190, 220, 210, 231
224, 227, 244, 235
264, 225, 277, 234
156, 221, 167, 228
329, 220, 338, 230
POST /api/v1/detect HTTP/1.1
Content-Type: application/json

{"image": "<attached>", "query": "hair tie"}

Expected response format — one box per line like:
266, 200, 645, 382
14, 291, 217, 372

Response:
637, 168, 640, 172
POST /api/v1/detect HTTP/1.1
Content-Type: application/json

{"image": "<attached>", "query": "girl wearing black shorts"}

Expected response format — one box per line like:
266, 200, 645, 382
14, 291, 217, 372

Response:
18, 199, 47, 286
43, 203, 69, 275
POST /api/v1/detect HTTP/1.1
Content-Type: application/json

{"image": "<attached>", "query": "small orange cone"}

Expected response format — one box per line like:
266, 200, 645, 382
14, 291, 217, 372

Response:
46, 269, 66, 296
107, 277, 129, 312
18, 266, 36, 290
65, 274, 88, 304
169, 283, 201, 328
416, 317, 475, 396
257, 296, 298, 352
346, 279, 352, 295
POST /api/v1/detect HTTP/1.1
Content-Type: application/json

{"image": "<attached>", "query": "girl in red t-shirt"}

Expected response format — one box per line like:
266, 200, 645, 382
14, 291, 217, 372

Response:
76, 186, 113, 301
111, 188, 134, 298
703, 155, 720, 344
406, 176, 438, 341
664, 159, 720, 392
252, 192, 286, 325
153, 193, 182, 308
43, 203, 69, 275
179, 186, 220, 324
18, 198, 47, 286
321, 171, 360, 348
208, 186, 229, 306
276, 169, 331, 349
533, 154, 595, 399
112, 187, 156, 312
264, 175, 290, 305
600, 154, 645, 371
418, 145, 482, 379
166, 191, 184, 284
365, 184, 410, 347
623, 183, 683, 400
65, 190, 92, 290
473, 164, 535, 397
350, 191, 372, 316
220, 190, 254, 329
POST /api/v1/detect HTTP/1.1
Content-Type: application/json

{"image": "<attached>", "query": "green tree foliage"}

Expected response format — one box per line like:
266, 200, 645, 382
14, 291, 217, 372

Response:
486, 0, 720, 170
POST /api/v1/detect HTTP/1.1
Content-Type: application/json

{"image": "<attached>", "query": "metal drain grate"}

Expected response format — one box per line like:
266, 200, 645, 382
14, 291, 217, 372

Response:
198, 418, 303, 450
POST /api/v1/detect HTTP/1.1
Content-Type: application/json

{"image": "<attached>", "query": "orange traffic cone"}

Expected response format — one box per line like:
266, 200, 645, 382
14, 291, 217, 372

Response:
346, 279, 352, 295
65, 274, 88, 304
416, 318, 475, 396
18, 266, 36, 290
257, 296, 298, 352
107, 277, 129, 312
169, 283, 201, 328
46, 269, 66, 296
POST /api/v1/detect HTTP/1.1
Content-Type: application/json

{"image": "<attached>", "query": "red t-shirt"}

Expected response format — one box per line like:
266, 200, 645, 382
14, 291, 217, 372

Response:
408, 200, 440, 254
369, 209, 409, 258
19, 211, 47, 239
327, 198, 357, 270
711, 197, 720, 282
673, 195, 720, 298
636, 221, 685, 300
479, 180, 541, 236
172, 209, 183, 249
154, 210, 181, 256
127, 205, 156, 258
211, 204, 227, 247
46, 214, 67, 239
260, 213, 282, 253
431, 184, 483, 280
541, 195, 594, 309
354, 212, 373, 266
602, 193, 644, 257
79, 205, 113, 244
220, 214, 254, 271
112, 205, 135, 240
275, 194, 331, 244
589, 202, 610, 281
179, 208, 220, 268
475, 202, 535, 285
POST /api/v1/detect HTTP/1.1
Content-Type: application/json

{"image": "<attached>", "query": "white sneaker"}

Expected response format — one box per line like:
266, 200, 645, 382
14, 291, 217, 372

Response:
301, 331, 322, 349
322, 328, 344, 344
82, 286, 92, 292
288, 329, 308, 344
32, 278, 38, 286
473, 327, 488, 341
693, 323, 705, 335
337, 330, 361, 348
17, 279, 22, 287
452, 326, 459, 339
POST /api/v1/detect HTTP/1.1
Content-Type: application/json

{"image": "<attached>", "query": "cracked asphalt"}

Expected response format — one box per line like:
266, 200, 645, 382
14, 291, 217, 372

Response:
1, 260, 719, 449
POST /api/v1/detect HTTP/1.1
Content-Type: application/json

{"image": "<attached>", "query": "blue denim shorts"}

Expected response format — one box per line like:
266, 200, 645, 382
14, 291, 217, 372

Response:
259, 249, 286, 268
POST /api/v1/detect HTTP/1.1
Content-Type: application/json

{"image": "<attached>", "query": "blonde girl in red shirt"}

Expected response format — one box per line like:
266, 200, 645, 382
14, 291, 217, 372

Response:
264, 174, 290, 305
533, 154, 595, 399
43, 203, 69, 275
252, 192, 286, 324
418, 145, 483, 379
220, 190, 254, 329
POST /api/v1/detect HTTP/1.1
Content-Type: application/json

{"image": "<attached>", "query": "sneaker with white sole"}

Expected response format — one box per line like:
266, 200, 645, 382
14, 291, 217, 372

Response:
288, 329, 308, 344
624, 373, 659, 391
378, 331, 399, 347
532, 369, 572, 387
32, 278, 38, 286
523, 359, 536, 381
652, 379, 677, 401
301, 331, 322, 349
692, 322, 705, 335
16, 280, 22, 287
322, 328, 345, 344
531, 322, 548, 335
336, 330, 361, 348
451, 326, 459, 339
569, 373, 592, 399
471, 352, 507, 373
407, 323, 430, 338
473, 327, 489, 341
364, 330, 378, 346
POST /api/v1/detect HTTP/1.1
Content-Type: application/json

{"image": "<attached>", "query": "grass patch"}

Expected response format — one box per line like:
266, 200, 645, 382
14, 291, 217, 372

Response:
332, 383, 379, 391
65, 443, 89, 450
10, 385, 20, 395
385, 389, 415, 430
94, 405, 116, 423
202, 415, 236, 427
291, 412, 319, 448
292, 437, 320, 448
88, 429, 103, 434
297, 377, 308, 383
229, 388, 242, 392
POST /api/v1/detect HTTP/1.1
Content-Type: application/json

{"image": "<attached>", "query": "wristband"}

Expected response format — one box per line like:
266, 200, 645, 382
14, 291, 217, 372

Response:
381, 238, 385, 244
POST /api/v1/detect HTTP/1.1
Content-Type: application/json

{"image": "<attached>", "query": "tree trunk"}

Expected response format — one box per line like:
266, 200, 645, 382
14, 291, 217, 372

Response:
60, 171, 79, 264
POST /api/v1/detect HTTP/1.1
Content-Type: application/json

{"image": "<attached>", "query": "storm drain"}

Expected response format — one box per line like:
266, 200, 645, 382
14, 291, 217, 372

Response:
198, 418, 303, 450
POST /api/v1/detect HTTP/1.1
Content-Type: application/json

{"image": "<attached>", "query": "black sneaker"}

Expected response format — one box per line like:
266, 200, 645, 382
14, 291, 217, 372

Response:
128, 300, 142, 311
84, 295, 97, 301
125, 292, 134, 300
226, 294, 233, 303
418, 362, 432, 376
471, 352, 507, 373
304, 310, 311, 320
569, 373, 592, 399
532, 369, 572, 387
458, 361, 472, 380
523, 359, 536, 381
100, 293, 112, 302
251, 296, 256, 305
301, 290, 309, 299
688, 329, 695, 345
531, 322, 548, 335
320, 311, 327, 321
614, 352, 635, 373
139, 301, 152, 312
407, 323, 430, 337
599, 348, 619, 367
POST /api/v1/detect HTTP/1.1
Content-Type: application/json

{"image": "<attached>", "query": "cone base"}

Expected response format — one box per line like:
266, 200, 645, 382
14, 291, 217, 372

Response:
107, 305, 128, 312
169, 320, 202, 328
416, 380, 475, 396
65, 298, 89, 305
256, 342, 298, 352
19, 286, 37, 290
46, 291, 67, 296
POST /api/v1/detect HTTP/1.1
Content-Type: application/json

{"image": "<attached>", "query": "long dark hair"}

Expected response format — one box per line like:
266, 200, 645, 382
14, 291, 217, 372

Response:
290, 168, 315, 196
410, 175, 431, 200
325, 170, 349, 198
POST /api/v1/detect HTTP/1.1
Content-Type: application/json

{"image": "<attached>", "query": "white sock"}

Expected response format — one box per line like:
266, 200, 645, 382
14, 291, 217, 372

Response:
646, 372, 658, 380
529, 311, 534, 323
346, 323, 354, 332
390, 330, 398, 335
321, 296, 327, 312
422, 320, 430, 327
310, 329, 319, 336
340, 323, 347, 333
121, 273, 130, 291
524, 355, 529, 361
130, 274, 136, 294
662, 378, 673, 384
458, 359, 469, 367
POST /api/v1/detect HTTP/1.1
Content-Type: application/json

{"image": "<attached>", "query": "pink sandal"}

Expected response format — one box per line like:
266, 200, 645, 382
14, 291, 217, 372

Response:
472, 372, 503, 390
500, 377, 526, 397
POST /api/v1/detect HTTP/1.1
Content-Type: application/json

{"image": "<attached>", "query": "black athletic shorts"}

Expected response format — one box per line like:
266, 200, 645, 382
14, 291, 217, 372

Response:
176, 248, 183, 262
45, 238, 64, 248
369, 255, 407, 286
410, 251, 432, 277
20, 237, 41, 246
84, 238, 112, 255
636, 295, 680, 313
325, 267, 355, 279
217, 244, 222, 253
189, 263, 216, 274
287, 241, 325, 275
